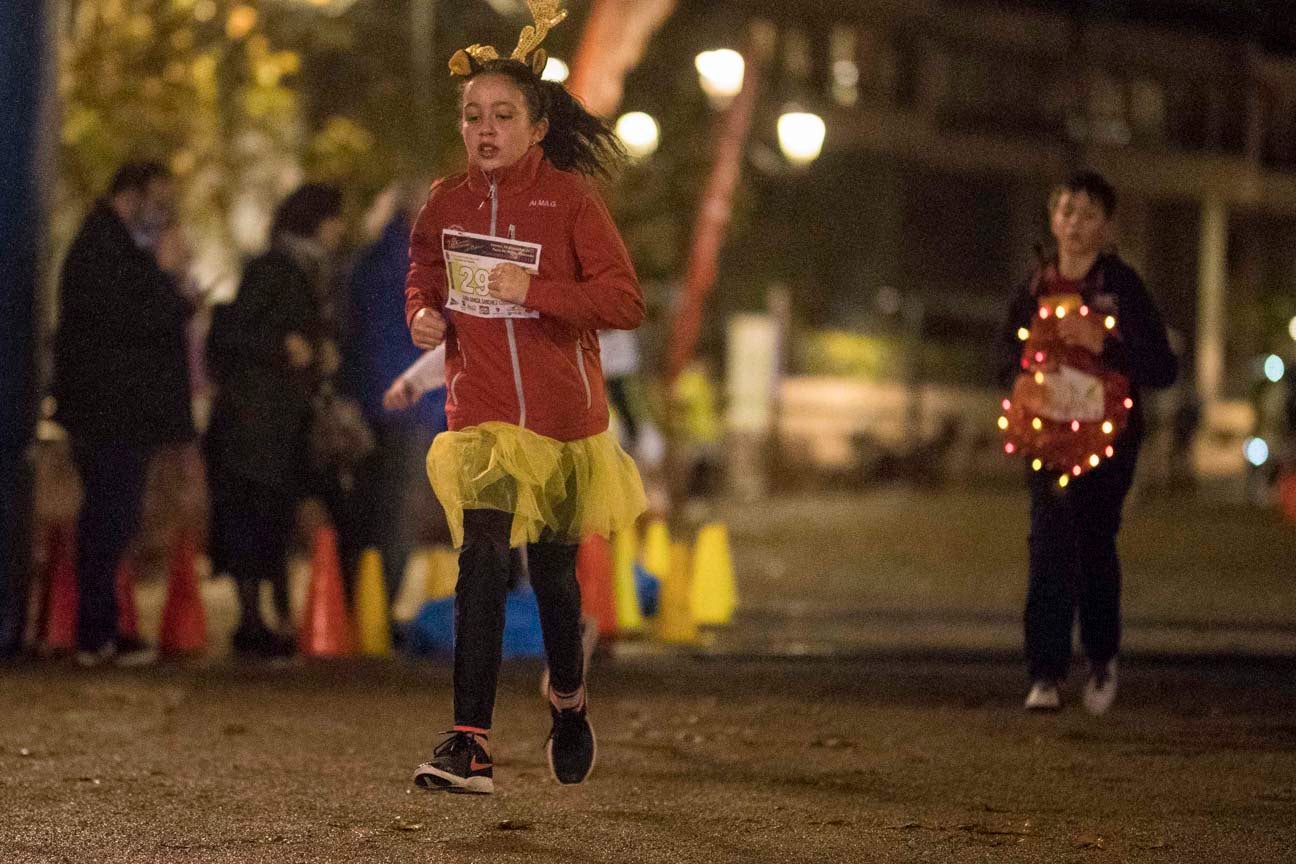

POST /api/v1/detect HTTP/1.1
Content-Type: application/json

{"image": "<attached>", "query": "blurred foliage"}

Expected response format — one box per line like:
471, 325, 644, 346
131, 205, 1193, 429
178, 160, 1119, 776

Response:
53, 0, 599, 259
56, 0, 305, 256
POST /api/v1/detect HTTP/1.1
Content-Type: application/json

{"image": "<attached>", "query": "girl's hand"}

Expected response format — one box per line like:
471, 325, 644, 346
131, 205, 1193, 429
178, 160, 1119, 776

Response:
411, 307, 446, 350
487, 263, 531, 305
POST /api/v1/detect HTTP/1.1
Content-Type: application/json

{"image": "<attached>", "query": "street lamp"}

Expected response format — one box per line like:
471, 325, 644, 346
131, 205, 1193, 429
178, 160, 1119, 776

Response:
694, 49, 745, 108
615, 111, 660, 159
541, 57, 569, 83
776, 109, 825, 166
1245, 436, 1270, 467
1264, 354, 1286, 383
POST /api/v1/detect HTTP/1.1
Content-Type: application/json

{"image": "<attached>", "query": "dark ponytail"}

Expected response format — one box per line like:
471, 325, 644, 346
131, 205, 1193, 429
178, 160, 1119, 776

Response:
465, 59, 626, 179
536, 79, 626, 178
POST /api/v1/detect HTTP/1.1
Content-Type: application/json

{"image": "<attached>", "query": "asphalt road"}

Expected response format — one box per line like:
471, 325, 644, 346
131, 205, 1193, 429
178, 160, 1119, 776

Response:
5, 487, 1294, 862
2, 652, 1293, 863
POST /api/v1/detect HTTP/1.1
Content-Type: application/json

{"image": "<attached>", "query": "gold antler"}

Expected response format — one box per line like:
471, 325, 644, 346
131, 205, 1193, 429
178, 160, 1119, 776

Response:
510, 0, 568, 62
449, 0, 567, 77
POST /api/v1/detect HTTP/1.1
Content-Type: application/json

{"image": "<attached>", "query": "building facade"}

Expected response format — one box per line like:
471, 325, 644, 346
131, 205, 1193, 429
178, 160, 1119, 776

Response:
648, 0, 1296, 480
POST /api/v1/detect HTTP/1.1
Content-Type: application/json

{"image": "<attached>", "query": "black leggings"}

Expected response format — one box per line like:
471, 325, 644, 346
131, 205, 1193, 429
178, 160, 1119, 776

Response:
453, 508, 584, 730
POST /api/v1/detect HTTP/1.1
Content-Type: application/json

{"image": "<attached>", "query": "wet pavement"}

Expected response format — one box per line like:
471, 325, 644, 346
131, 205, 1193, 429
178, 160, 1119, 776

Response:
3, 488, 1294, 862
2, 653, 1294, 863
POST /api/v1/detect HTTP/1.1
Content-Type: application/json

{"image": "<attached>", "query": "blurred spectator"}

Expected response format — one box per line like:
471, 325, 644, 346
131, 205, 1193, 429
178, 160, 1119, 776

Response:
1284, 365, 1296, 460
671, 358, 723, 497
51, 160, 196, 667
342, 182, 448, 602
204, 183, 349, 658
599, 328, 664, 468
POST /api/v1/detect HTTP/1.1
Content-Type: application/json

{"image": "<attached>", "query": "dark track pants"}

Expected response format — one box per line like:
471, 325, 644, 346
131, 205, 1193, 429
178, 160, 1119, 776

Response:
1024, 439, 1139, 682
71, 440, 152, 651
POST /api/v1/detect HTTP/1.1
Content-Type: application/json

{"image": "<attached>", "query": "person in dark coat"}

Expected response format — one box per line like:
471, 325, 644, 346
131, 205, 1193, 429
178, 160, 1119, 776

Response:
342, 186, 448, 603
51, 160, 196, 665
999, 170, 1177, 716
205, 184, 346, 657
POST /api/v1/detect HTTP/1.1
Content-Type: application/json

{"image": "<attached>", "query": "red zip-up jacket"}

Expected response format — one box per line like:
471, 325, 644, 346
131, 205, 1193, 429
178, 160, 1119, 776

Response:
405, 145, 644, 442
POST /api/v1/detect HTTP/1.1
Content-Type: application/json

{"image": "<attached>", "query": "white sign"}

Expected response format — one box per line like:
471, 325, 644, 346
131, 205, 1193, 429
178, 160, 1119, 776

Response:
726, 313, 780, 433
442, 229, 542, 319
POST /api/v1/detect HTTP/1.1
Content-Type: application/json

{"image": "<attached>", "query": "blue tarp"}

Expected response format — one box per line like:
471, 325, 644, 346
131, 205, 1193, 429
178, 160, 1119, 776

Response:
405, 586, 548, 658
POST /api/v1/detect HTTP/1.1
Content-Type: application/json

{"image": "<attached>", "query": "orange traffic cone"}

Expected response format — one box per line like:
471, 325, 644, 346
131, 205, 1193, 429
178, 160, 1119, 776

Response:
115, 555, 141, 643
1279, 470, 1296, 524
299, 525, 354, 658
576, 533, 618, 639
39, 524, 78, 655
159, 532, 207, 656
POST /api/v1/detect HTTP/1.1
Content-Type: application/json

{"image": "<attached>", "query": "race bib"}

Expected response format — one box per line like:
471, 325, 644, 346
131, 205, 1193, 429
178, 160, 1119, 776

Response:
442, 229, 542, 319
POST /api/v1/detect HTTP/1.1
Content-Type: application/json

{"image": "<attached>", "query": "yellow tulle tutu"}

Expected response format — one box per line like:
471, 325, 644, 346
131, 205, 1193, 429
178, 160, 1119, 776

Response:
427, 421, 647, 548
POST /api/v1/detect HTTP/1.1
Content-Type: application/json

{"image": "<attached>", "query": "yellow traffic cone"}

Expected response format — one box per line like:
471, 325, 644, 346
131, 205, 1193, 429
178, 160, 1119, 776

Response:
656, 541, 698, 644
354, 548, 393, 657
426, 545, 459, 600
612, 529, 644, 634
690, 522, 736, 626
392, 547, 430, 624
640, 518, 672, 579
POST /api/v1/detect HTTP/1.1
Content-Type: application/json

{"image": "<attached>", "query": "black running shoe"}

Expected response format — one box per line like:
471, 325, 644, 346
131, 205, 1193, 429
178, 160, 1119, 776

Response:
546, 706, 596, 785
413, 732, 494, 795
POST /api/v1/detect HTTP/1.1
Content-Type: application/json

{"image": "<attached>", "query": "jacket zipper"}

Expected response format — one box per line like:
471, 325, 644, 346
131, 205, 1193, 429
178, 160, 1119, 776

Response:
489, 177, 528, 429
575, 344, 592, 409
450, 342, 466, 407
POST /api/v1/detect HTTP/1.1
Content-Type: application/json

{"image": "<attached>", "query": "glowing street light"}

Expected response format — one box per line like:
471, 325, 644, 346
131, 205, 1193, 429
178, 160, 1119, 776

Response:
694, 49, 745, 108
1264, 354, 1286, 383
1289, 315, 1296, 342
1244, 437, 1270, 467
615, 111, 660, 159
777, 110, 826, 166
541, 57, 569, 83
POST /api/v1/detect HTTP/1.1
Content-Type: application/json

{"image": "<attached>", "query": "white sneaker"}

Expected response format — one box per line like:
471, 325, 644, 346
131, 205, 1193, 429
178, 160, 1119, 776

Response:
1082, 659, 1118, 716
1024, 680, 1062, 712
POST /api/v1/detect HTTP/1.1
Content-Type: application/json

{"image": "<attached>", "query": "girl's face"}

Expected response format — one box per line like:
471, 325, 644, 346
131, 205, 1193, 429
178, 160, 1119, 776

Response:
461, 74, 548, 173
1050, 190, 1110, 263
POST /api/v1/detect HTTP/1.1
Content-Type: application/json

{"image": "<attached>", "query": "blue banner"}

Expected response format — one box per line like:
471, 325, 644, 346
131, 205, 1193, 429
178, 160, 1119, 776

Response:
0, 1, 45, 654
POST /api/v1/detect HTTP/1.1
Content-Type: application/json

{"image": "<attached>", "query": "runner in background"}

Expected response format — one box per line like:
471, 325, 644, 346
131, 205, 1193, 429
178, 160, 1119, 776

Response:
999, 171, 1176, 716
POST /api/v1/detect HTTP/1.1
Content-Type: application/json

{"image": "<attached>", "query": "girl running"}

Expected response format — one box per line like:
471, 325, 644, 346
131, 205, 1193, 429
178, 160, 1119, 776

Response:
404, 1, 645, 793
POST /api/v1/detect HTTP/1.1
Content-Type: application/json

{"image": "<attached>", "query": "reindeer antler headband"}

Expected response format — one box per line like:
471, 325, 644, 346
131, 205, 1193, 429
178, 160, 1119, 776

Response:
448, 0, 569, 78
